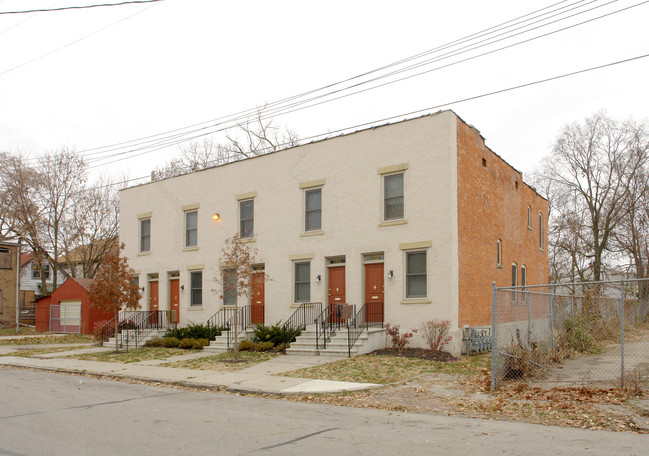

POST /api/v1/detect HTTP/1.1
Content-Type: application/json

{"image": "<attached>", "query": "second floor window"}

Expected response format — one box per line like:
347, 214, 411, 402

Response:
31, 263, 50, 280
185, 210, 198, 247
140, 218, 151, 252
384, 173, 404, 220
305, 188, 322, 231
240, 200, 254, 238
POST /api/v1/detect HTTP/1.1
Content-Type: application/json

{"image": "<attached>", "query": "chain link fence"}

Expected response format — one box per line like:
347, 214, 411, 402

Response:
491, 279, 649, 391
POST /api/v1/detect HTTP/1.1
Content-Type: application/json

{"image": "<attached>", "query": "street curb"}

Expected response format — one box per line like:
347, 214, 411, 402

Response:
0, 362, 379, 396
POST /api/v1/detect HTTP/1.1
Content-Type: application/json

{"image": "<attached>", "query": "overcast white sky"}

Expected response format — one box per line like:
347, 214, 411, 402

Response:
1, 0, 648, 185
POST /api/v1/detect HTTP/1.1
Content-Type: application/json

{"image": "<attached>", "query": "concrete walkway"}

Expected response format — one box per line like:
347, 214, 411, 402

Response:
0, 346, 380, 395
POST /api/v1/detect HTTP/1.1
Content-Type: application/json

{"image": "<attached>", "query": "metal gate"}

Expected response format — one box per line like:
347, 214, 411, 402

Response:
50, 303, 81, 334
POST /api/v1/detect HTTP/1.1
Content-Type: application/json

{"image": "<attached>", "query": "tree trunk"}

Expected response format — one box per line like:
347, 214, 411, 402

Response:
114, 307, 119, 353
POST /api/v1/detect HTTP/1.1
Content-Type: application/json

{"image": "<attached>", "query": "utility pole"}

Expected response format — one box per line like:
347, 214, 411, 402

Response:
15, 237, 21, 335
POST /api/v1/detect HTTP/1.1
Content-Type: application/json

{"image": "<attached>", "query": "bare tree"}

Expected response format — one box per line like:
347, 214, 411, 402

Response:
152, 109, 298, 180
533, 112, 649, 282
38, 148, 87, 287
61, 175, 120, 279
217, 234, 266, 360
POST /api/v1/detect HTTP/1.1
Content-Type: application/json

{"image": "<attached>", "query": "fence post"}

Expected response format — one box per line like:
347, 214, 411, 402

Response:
491, 282, 497, 392
620, 283, 626, 388
527, 290, 532, 349
549, 285, 556, 359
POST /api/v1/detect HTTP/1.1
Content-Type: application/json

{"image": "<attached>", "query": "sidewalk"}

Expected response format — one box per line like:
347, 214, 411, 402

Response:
0, 346, 380, 395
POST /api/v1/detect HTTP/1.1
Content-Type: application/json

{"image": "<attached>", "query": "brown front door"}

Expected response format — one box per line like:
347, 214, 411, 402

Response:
251, 272, 265, 325
364, 263, 384, 322
169, 279, 179, 324
328, 266, 346, 321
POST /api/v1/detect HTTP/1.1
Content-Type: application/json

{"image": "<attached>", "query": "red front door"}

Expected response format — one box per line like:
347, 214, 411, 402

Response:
251, 272, 265, 325
364, 263, 384, 322
169, 279, 179, 324
328, 266, 346, 321
149, 281, 159, 312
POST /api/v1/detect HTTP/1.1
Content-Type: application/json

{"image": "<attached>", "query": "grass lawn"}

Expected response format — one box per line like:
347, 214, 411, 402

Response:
283, 353, 490, 384
0, 334, 96, 345
163, 351, 280, 371
68, 347, 188, 363
0, 345, 92, 357
0, 327, 40, 336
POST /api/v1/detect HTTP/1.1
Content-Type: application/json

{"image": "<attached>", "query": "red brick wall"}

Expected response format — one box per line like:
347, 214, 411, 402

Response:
456, 119, 548, 327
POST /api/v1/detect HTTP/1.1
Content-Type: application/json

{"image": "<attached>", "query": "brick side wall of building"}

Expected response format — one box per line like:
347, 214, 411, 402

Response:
456, 120, 548, 327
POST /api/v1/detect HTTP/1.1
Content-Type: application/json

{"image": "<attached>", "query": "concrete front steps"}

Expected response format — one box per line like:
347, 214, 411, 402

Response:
204, 329, 254, 353
103, 329, 167, 349
286, 326, 386, 358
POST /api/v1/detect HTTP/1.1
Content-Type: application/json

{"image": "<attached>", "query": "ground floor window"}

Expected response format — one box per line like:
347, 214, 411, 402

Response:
406, 251, 427, 298
222, 268, 236, 305
294, 261, 310, 302
190, 270, 202, 306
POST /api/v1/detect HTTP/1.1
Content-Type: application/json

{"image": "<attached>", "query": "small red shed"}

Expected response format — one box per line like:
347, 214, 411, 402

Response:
36, 278, 112, 335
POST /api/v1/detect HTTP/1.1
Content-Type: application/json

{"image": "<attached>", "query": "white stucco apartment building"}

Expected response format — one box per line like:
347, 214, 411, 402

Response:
120, 110, 548, 353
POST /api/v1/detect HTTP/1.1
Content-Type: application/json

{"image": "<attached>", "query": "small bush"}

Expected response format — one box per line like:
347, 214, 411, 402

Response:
385, 323, 417, 350
237, 339, 256, 351
193, 338, 209, 350
179, 338, 197, 349
253, 323, 301, 345
255, 341, 274, 352
563, 314, 603, 354
144, 337, 164, 348
165, 323, 222, 341
420, 319, 452, 352
163, 336, 180, 348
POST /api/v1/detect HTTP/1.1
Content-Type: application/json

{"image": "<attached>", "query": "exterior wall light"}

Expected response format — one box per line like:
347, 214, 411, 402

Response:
212, 213, 220, 221
388, 270, 393, 279
315, 275, 321, 283
180, 285, 184, 291
140, 286, 145, 292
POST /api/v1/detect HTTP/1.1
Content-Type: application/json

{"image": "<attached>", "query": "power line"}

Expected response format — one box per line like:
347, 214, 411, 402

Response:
0, 0, 163, 15
0, 1, 160, 77
72, 0, 613, 165
97, 51, 649, 180
82, 0, 647, 168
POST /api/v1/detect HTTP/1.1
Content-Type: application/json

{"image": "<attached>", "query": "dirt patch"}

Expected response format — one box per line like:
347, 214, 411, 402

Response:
368, 348, 457, 362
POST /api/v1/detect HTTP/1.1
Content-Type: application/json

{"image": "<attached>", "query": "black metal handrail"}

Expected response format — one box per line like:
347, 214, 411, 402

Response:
122, 311, 172, 349
315, 303, 356, 349
225, 305, 251, 349
346, 301, 384, 357
100, 311, 174, 350
282, 302, 322, 344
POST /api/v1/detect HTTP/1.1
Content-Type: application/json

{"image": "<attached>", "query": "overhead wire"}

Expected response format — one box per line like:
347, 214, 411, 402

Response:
0, 0, 163, 15
0, 1, 161, 77
69, 0, 611, 166
90, 51, 649, 181
82, 0, 647, 168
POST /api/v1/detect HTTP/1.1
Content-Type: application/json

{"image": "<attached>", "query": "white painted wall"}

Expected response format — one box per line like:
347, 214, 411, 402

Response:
120, 112, 460, 348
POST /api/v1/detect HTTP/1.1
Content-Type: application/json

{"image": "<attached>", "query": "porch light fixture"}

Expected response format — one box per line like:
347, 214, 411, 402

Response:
388, 270, 393, 279
180, 285, 184, 291
315, 274, 321, 283
212, 213, 220, 221
140, 286, 145, 292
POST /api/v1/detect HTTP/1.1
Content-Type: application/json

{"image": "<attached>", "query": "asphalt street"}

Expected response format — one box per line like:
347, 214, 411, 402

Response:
0, 368, 645, 456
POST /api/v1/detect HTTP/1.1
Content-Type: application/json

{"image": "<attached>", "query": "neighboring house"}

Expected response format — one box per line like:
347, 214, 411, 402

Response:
119, 110, 548, 354
57, 238, 119, 279
19, 252, 61, 302
0, 242, 19, 327
35, 278, 112, 334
